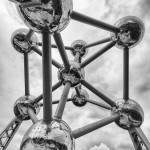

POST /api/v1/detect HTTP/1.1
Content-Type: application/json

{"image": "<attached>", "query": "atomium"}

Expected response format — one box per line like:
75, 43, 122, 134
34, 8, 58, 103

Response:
0, 0, 150, 150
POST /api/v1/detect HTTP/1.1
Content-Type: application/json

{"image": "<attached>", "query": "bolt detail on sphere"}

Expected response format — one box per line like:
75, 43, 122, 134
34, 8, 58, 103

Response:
0, 0, 150, 150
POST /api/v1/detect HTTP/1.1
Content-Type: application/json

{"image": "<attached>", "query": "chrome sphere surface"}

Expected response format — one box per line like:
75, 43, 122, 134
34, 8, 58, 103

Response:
11, 28, 38, 54
71, 89, 89, 107
114, 99, 144, 129
71, 40, 88, 57
17, 0, 73, 32
58, 61, 85, 87
69, 61, 85, 80
112, 16, 145, 49
14, 95, 40, 121
20, 119, 74, 150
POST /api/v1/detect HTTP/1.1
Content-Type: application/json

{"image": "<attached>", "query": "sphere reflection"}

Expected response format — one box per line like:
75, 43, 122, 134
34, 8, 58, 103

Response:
112, 16, 145, 49
71, 40, 88, 57
115, 99, 144, 129
71, 89, 89, 107
20, 120, 74, 150
17, 0, 73, 32
14, 95, 40, 121
11, 28, 37, 54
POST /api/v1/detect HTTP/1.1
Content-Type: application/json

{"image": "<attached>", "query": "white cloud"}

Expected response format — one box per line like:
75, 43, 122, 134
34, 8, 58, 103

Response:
90, 143, 110, 150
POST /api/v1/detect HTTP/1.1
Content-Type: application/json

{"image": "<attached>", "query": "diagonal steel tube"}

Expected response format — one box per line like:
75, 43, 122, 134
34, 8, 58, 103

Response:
133, 128, 150, 150
28, 108, 38, 124
26, 29, 34, 41
70, 11, 120, 33
51, 44, 74, 51
86, 99, 112, 110
32, 46, 62, 69
84, 37, 112, 49
33, 42, 73, 50
81, 80, 116, 107
24, 53, 30, 96
42, 30, 52, 124
39, 98, 72, 107
81, 41, 116, 68
72, 113, 120, 139
123, 47, 129, 101
75, 87, 81, 96
53, 32, 70, 69
54, 82, 71, 119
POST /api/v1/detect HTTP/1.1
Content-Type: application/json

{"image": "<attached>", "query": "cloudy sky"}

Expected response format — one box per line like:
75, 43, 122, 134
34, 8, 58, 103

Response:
0, 0, 150, 150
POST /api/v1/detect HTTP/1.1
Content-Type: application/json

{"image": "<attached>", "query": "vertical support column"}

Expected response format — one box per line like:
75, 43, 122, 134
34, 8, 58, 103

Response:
42, 29, 52, 124
24, 53, 30, 96
123, 47, 129, 101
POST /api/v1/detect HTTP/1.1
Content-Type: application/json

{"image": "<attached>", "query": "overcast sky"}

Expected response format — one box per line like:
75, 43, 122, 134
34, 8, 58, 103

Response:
0, 0, 150, 150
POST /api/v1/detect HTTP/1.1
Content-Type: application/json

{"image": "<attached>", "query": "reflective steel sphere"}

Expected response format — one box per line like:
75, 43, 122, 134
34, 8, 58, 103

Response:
114, 99, 144, 129
71, 89, 89, 107
58, 61, 85, 87
71, 40, 88, 57
20, 119, 74, 150
112, 16, 145, 49
14, 95, 40, 121
17, 0, 73, 32
69, 61, 85, 80
11, 28, 38, 54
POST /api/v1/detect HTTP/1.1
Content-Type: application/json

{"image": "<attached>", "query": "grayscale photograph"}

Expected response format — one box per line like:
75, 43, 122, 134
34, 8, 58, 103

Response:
0, 0, 149, 150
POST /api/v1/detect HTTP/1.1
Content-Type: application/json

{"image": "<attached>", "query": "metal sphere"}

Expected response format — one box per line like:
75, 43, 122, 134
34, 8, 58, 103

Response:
71, 89, 89, 107
69, 61, 85, 80
114, 99, 144, 129
11, 28, 38, 54
20, 119, 74, 150
71, 40, 88, 57
58, 61, 85, 87
14, 95, 40, 121
112, 16, 145, 49
17, 0, 73, 32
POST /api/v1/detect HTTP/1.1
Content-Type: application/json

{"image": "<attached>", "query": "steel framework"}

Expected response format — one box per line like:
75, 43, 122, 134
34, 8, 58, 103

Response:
0, 0, 149, 150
